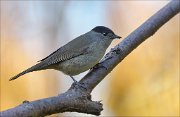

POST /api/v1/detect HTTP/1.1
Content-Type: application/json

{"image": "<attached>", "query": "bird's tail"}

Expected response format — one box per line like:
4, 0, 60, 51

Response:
9, 63, 45, 81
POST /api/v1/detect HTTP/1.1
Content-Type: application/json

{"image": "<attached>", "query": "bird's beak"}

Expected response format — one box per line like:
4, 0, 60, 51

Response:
112, 34, 121, 39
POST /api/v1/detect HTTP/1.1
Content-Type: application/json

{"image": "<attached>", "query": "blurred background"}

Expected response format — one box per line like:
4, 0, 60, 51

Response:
0, 1, 179, 116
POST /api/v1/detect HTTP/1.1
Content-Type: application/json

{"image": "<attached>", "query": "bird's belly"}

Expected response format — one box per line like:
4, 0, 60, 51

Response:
57, 52, 104, 76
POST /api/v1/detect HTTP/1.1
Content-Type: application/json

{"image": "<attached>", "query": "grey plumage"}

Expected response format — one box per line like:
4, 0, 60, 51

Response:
10, 26, 121, 81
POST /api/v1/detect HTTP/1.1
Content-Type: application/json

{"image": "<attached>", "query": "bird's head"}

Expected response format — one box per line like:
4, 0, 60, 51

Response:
92, 26, 121, 40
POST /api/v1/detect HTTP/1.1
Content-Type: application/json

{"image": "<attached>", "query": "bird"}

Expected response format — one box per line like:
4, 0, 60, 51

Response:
9, 26, 121, 82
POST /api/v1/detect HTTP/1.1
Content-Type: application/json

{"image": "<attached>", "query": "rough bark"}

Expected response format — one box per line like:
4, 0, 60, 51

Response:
1, 0, 179, 117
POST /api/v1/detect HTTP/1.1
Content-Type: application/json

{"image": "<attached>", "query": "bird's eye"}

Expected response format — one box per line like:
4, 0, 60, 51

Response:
103, 33, 107, 36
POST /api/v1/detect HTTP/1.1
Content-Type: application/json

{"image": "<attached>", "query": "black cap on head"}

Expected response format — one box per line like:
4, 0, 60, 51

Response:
92, 26, 115, 34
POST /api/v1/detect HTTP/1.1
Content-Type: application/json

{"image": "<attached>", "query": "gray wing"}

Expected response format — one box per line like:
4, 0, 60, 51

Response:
37, 47, 61, 62
39, 33, 93, 66
41, 46, 89, 66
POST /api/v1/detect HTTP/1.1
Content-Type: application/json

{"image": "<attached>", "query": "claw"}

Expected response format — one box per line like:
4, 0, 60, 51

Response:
91, 63, 108, 70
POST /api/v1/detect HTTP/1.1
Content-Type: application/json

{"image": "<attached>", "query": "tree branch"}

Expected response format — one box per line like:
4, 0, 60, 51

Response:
80, 0, 180, 92
1, 0, 179, 117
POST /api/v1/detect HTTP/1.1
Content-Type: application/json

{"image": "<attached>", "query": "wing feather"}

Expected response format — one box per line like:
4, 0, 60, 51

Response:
38, 33, 93, 66
44, 46, 89, 66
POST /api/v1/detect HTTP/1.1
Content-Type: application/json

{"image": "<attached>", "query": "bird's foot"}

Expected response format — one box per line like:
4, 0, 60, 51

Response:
70, 76, 87, 90
73, 81, 86, 89
91, 62, 108, 70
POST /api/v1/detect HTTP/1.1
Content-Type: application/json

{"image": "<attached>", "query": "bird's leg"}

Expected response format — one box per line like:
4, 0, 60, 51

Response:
70, 76, 77, 82
70, 76, 86, 90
